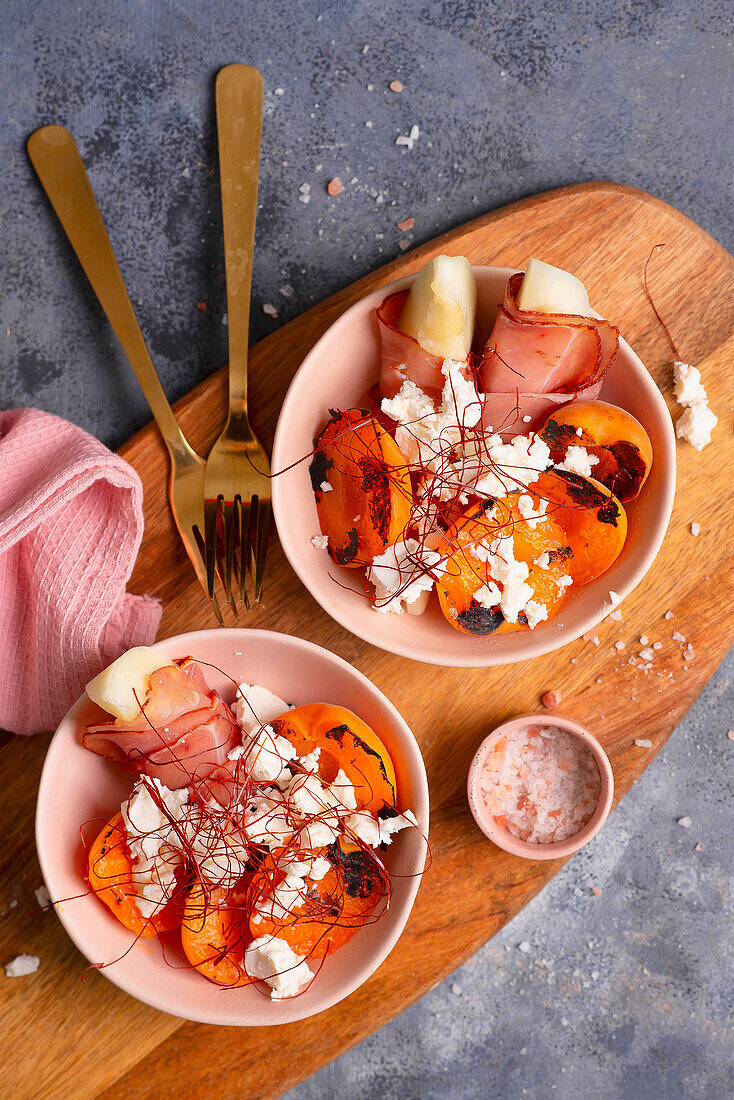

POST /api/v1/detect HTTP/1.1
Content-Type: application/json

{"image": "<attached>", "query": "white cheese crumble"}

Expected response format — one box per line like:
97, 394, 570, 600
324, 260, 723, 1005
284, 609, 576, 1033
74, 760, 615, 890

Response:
470, 433, 552, 500
4, 954, 40, 978
232, 724, 298, 783
319, 481, 332, 493
245, 935, 312, 1000
516, 493, 547, 529
673, 361, 718, 450
367, 538, 442, 614
345, 808, 417, 847
234, 683, 292, 737
556, 445, 599, 478
690, 523, 700, 536
381, 358, 483, 471
121, 778, 189, 920
311, 534, 329, 550
472, 527, 547, 627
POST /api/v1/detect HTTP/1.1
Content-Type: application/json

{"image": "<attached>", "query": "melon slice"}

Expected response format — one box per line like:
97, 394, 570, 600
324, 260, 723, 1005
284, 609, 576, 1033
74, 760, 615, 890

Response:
398, 255, 476, 361
86, 647, 173, 723
517, 257, 591, 317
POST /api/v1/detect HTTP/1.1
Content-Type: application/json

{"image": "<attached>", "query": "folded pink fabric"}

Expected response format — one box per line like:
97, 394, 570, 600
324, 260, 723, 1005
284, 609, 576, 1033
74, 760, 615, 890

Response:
0, 408, 162, 735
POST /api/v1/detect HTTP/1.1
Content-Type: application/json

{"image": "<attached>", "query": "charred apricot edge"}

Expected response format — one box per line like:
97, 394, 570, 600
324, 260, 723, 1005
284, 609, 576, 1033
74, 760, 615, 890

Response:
87, 812, 183, 937
309, 408, 412, 566
436, 495, 572, 636
249, 847, 386, 960
270, 703, 397, 813
530, 470, 627, 586
181, 883, 253, 987
539, 400, 652, 502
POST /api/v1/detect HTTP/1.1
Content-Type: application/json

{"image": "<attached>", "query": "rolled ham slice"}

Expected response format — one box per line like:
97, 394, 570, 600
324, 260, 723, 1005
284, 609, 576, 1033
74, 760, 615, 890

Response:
84, 658, 240, 789
377, 290, 446, 400
479, 272, 618, 434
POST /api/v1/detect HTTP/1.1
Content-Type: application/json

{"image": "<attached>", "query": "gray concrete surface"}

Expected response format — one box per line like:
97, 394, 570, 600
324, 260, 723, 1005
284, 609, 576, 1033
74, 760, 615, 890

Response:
1, 1, 731, 1097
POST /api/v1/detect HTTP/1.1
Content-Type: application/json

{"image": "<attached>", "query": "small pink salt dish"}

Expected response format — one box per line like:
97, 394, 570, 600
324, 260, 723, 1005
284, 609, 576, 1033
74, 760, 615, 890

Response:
467, 713, 614, 860
271, 265, 676, 668
35, 628, 429, 1026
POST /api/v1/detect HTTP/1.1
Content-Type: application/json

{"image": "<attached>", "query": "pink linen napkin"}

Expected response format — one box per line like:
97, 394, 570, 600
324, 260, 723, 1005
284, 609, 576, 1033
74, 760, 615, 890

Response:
0, 408, 162, 736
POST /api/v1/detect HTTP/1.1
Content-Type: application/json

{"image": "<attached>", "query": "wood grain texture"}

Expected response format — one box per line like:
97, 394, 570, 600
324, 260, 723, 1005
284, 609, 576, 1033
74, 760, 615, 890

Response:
2, 183, 732, 1100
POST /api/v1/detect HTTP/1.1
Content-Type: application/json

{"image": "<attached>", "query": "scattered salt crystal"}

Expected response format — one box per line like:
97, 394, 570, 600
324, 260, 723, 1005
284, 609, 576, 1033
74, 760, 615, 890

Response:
672, 631, 686, 643
451, 982, 462, 995
639, 635, 649, 646
639, 648, 654, 661
518, 941, 532, 953
728, 730, 734, 741
589, 636, 600, 647
634, 739, 652, 748
522, 415, 533, 423
608, 609, 623, 621
5, 955, 39, 978
327, 178, 343, 196
262, 303, 278, 318
279, 284, 294, 297
695, 843, 703, 851
480, 724, 601, 844
683, 645, 695, 661
274, 87, 285, 96
690, 523, 700, 536
181, 166, 190, 178
573, 887, 583, 896
542, 689, 562, 710
397, 217, 414, 231
221, 312, 228, 326
653, 642, 663, 650
298, 182, 311, 194
35, 885, 50, 908
664, 610, 674, 620
389, 80, 404, 93
614, 641, 625, 652
609, 590, 621, 606
398, 238, 411, 251
677, 816, 692, 828
365, 120, 374, 129
311, 534, 329, 550
591, 887, 601, 896
570, 658, 578, 665
561, 1017, 570, 1027
591, 970, 599, 981
627, 656, 638, 666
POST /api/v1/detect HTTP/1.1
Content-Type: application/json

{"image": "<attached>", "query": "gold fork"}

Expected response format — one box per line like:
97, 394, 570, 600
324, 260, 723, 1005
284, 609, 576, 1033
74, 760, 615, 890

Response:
204, 64, 271, 611
27, 125, 223, 624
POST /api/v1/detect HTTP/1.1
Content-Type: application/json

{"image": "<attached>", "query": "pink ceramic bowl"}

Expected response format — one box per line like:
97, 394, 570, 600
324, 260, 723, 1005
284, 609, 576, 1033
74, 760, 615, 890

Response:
35, 629, 429, 1026
272, 265, 676, 667
467, 712, 614, 860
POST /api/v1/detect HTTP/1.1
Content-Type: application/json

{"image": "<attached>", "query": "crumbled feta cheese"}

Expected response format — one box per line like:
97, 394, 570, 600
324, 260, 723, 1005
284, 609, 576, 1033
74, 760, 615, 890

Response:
676, 401, 717, 450
367, 538, 441, 614
381, 358, 482, 472
245, 935, 312, 1000
5, 954, 40, 978
121, 778, 189, 919
609, 590, 621, 606
556, 445, 599, 478
472, 527, 545, 627
243, 789, 294, 847
576, 426, 583, 437
471, 433, 552, 500
298, 747, 321, 772
319, 481, 332, 493
673, 361, 707, 406
555, 574, 573, 593
311, 534, 329, 550
184, 804, 250, 886
517, 493, 547, 529
35, 885, 50, 908
524, 599, 549, 629
673, 362, 717, 450
345, 808, 417, 847
234, 683, 292, 736
236, 724, 298, 783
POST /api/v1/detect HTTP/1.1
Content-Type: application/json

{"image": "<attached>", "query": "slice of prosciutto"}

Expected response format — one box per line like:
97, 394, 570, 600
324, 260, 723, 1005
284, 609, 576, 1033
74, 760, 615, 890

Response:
84, 658, 240, 790
377, 290, 477, 402
479, 272, 619, 434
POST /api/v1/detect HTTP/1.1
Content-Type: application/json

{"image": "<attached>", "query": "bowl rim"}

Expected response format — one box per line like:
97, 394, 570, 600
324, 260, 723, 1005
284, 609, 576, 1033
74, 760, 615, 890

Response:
466, 711, 614, 860
35, 627, 430, 1026
271, 264, 676, 668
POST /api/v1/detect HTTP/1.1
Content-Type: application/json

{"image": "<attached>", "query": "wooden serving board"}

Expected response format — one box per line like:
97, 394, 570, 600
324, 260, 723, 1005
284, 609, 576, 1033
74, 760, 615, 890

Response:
2, 183, 733, 1100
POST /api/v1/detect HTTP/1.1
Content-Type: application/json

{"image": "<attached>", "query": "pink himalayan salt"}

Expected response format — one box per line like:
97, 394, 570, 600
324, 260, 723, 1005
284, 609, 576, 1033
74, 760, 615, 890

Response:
480, 724, 601, 844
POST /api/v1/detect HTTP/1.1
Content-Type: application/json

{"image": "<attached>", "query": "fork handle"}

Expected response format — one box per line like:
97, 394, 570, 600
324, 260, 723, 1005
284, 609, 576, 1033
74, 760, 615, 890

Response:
27, 125, 197, 465
216, 64, 263, 417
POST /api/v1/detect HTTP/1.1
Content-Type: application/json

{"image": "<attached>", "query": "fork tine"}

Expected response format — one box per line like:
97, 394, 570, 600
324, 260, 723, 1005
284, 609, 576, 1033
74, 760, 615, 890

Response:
192, 520, 224, 625
252, 497, 270, 603
204, 498, 219, 599
237, 496, 251, 612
